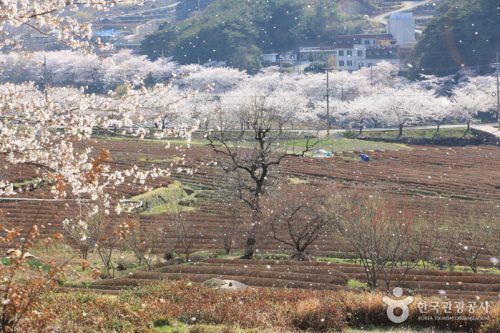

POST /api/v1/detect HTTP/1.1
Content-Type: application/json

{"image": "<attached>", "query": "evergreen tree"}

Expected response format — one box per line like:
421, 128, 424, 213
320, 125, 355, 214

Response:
412, 0, 500, 77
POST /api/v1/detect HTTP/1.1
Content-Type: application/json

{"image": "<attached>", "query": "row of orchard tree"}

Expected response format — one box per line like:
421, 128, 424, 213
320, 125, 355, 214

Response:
2, 52, 496, 133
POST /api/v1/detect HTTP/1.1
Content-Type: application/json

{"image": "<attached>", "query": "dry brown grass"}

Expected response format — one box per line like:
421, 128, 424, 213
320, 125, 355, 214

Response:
26, 281, 499, 333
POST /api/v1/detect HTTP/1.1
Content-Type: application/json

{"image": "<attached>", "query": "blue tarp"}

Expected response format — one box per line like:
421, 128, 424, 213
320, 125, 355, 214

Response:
360, 154, 370, 162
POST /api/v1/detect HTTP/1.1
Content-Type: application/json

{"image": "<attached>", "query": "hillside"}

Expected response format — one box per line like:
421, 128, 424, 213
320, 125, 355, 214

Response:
141, 0, 377, 73
411, 0, 500, 76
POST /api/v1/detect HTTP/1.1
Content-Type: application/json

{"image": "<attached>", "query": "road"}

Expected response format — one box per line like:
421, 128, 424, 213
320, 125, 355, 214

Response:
471, 124, 500, 139
313, 124, 467, 138
314, 124, 499, 140
126, 2, 180, 42
371, 0, 433, 31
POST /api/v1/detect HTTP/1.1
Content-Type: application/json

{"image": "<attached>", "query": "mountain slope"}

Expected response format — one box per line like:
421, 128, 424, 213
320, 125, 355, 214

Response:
141, 0, 375, 73
411, 0, 500, 76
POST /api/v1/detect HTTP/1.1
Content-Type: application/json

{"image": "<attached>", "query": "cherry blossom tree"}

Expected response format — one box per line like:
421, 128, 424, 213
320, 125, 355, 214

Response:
423, 97, 455, 135
0, 78, 194, 237
450, 83, 493, 133
0, 10, 202, 325
0, 0, 144, 50
377, 87, 435, 137
357, 61, 405, 90
338, 98, 374, 134
176, 65, 249, 94
0, 50, 177, 92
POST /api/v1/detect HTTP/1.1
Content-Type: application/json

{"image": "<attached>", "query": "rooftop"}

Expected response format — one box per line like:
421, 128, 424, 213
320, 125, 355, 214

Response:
389, 12, 414, 19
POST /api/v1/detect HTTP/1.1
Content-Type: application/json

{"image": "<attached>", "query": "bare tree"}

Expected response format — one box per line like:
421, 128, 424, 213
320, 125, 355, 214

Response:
63, 211, 123, 278
165, 184, 200, 262
171, 213, 199, 262
63, 212, 103, 261
95, 218, 127, 279
221, 198, 245, 256
325, 190, 438, 291
157, 226, 178, 261
205, 96, 318, 259
446, 214, 498, 273
125, 219, 160, 270
263, 184, 329, 261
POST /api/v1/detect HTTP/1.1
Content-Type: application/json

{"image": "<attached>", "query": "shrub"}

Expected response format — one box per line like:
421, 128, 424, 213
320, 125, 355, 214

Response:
190, 251, 217, 263
27, 281, 500, 332
342, 131, 359, 139
347, 279, 369, 291
254, 253, 289, 261
291, 297, 346, 332
480, 306, 500, 333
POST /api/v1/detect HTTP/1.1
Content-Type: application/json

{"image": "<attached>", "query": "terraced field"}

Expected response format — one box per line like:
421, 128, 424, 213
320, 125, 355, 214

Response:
93, 259, 500, 301
1, 138, 499, 300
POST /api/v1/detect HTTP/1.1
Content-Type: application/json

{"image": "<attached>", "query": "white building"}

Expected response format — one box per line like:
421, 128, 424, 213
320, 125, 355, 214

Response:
387, 12, 416, 46
262, 53, 278, 63
298, 34, 400, 71
262, 51, 297, 64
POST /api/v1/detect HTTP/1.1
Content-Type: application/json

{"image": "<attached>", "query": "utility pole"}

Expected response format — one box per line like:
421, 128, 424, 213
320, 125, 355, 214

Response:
370, 64, 374, 86
326, 69, 330, 136
43, 55, 49, 99
491, 52, 500, 128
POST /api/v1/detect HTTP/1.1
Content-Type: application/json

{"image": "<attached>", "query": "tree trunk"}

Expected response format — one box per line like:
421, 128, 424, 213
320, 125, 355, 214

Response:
223, 236, 232, 255
291, 251, 312, 261
241, 236, 256, 259
397, 124, 403, 138
436, 122, 441, 135
80, 246, 89, 263
240, 193, 262, 260
466, 121, 470, 134
359, 125, 363, 135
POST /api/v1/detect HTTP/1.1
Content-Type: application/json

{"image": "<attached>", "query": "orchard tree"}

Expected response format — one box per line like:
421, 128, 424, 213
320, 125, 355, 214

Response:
325, 190, 439, 290
205, 96, 318, 259
125, 219, 159, 270
0, 220, 66, 333
358, 61, 404, 90
446, 212, 499, 273
424, 97, 455, 135
450, 84, 493, 133
378, 87, 434, 137
263, 183, 330, 261
339, 98, 374, 134
177, 65, 249, 94
266, 90, 308, 133
0, 51, 177, 92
